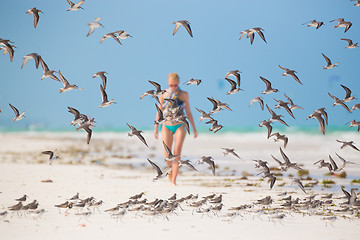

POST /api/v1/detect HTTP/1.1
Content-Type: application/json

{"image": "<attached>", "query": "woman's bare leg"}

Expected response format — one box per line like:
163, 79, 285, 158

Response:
162, 126, 174, 182
172, 125, 186, 185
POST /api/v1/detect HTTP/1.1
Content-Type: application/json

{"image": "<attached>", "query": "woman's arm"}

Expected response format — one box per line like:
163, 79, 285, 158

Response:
183, 92, 198, 138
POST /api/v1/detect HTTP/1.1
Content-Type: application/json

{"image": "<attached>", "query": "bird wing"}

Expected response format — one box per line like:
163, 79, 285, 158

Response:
100, 84, 108, 103
136, 133, 148, 147
207, 97, 218, 111
9, 103, 19, 116
42, 151, 54, 159
39, 57, 49, 72
256, 29, 267, 43
67, 0, 75, 7
260, 76, 272, 89
99, 73, 107, 89
58, 70, 70, 87
322, 53, 332, 65
68, 107, 80, 118
172, 22, 181, 35
73, 0, 85, 8
225, 78, 237, 91
147, 158, 162, 176
182, 21, 193, 37
148, 80, 161, 92
126, 123, 136, 132
280, 147, 291, 164
341, 38, 353, 45
290, 72, 302, 85
155, 103, 164, 120
271, 155, 284, 166
83, 124, 92, 144
33, 11, 40, 28
278, 65, 287, 71
328, 155, 338, 171
342, 187, 351, 200
284, 93, 294, 105
266, 104, 275, 116
340, 85, 352, 99
163, 141, 172, 156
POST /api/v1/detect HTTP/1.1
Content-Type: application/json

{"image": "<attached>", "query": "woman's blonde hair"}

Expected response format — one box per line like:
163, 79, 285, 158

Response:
168, 72, 180, 82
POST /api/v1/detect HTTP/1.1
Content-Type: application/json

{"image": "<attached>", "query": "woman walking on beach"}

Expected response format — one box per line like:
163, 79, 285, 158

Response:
154, 73, 198, 185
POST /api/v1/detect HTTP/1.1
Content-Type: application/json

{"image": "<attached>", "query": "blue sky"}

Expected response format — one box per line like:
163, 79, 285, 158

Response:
0, 0, 359, 132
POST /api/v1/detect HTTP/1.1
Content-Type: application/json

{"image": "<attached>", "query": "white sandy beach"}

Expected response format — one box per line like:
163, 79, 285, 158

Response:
0, 131, 360, 240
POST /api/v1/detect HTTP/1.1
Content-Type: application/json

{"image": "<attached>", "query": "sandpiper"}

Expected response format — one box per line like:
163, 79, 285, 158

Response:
172, 20, 193, 37
93, 71, 108, 89
197, 156, 216, 175
179, 159, 198, 172
208, 119, 223, 133
59, 70, 83, 93
222, 148, 241, 159
195, 108, 212, 121
15, 195, 28, 202
302, 20, 324, 29
26, 7, 43, 28
239, 27, 267, 44
307, 111, 326, 134
249, 97, 264, 110
322, 53, 338, 69
207, 97, 232, 113
266, 104, 289, 127
313, 159, 333, 172
87, 18, 103, 37
291, 178, 307, 194
260, 76, 278, 94
147, 158, 172, 181
274, 98, 295, 119
184, 78, 201, 86
76, 123, 92, 144
330, 18, 352, 33
21, 53, 40, 69
42, 149, 60, 165
336, 139, 360, 152
163, 141, 180, 161
66, 0, 85, 11
9, 103, 25, 122
0, 41, 15, 62
315, 108, 328, 125
351, 103, 360, 112
328, 92, 351, 112
274, 147, 303, 171
101, 31, 124, 45
259, 120, 273, 138
225, 70, 241, 88
225, 78, 242, 94
335, 153, 356, 171
126, 123, 148, 147
39, 57, 60, 81
341, 38, 358, 48
284, 94, 303, 110
118, 31, 132, 39
279, 65, 302, 85
270, 132, 288, 148
99, 84, 116, 108
345, 120, 360, 131
149, 80, 167, 96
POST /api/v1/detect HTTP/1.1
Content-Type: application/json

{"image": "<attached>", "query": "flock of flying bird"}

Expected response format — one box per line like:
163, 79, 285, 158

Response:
1, 1, 360, 200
